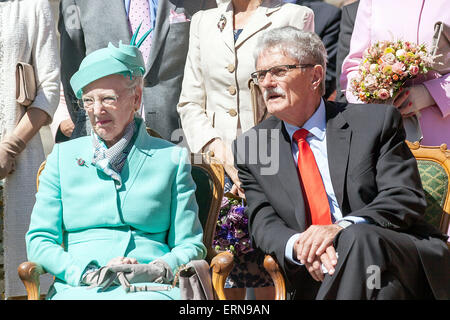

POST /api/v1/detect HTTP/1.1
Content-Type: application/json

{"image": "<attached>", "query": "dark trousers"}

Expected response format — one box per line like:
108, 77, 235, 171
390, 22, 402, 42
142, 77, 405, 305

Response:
290, 224, 436, 300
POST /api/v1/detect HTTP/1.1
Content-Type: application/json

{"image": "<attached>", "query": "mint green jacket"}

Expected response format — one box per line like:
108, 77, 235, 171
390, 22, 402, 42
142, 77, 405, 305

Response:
26, 119, 206, 297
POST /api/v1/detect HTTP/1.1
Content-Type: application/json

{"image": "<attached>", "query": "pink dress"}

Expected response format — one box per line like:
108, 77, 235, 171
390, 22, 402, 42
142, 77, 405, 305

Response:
340, 0, 450, 147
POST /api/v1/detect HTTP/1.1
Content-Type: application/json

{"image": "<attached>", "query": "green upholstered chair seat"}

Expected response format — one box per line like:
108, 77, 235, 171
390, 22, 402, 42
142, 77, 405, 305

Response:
417, 160, 449, 229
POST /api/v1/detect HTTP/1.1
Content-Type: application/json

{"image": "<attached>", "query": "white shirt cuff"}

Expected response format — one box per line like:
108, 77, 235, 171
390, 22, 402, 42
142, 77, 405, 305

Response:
285, 233, 302, 266
336, 216, 370, 224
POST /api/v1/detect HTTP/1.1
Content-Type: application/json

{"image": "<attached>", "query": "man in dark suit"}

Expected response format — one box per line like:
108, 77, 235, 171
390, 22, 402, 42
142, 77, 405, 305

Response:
234, 26, 450, 299
284, 0, 341, 99
58, 0, 216, 141
335, 0, 359, 102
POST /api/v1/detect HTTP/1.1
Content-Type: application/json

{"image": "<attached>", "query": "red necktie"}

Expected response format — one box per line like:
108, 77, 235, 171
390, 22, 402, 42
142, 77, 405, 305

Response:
293, 129, 332, 225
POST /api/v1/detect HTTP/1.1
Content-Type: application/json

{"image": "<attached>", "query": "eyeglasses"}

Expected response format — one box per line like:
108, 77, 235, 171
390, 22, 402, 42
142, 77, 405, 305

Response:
78, 94, 120, 111
250, 64, 314, 85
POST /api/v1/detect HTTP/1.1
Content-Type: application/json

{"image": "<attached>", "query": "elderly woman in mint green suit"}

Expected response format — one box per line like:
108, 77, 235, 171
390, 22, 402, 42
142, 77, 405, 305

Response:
25, 36, 206, 300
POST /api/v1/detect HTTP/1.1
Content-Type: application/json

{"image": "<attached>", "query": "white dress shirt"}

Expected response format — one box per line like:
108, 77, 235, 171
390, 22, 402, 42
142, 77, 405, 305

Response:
283, 99, 367, 266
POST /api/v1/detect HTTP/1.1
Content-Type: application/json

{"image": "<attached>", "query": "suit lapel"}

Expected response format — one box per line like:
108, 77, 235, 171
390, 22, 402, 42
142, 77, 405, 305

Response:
234, 0, 282, 49
145, 0, 176, 76
269, 119, 307, 231
325, 101, 351, 211
218, 2, 235, 53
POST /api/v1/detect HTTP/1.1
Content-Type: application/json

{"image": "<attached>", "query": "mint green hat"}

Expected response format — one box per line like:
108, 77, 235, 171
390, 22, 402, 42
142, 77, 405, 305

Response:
70, 24, 152, 99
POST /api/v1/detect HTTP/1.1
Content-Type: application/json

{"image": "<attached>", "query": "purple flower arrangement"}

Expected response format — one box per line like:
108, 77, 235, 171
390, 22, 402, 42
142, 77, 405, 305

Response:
213, 194, 253, 256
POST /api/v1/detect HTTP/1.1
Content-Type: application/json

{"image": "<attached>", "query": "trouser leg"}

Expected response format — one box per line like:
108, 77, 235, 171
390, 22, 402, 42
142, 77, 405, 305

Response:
315, 224, 431, 300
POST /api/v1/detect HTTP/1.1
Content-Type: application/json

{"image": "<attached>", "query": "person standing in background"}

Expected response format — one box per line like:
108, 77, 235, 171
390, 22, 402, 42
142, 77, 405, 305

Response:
283, 0, 341, 100
178, 0, 314, 299
0, 0, 59, 298
58, 0, 216, 141
334, 0, 359, 102
340, 0, 450, 146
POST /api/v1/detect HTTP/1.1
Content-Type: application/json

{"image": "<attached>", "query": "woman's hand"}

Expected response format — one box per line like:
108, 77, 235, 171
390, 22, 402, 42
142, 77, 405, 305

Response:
59, 119, 75, 137
230, 183, 246, 199
393, 85, 435, 117
205, 138, 244, 196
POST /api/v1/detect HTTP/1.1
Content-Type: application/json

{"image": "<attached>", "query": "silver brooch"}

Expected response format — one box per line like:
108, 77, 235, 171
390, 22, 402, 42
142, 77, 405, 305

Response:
217, 14, 227, 32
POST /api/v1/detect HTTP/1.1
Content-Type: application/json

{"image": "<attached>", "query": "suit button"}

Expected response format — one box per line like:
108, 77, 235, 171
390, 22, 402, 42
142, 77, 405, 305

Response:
228, 85, 236, 95
229, 109, 237, 117
227, 64, 235, 73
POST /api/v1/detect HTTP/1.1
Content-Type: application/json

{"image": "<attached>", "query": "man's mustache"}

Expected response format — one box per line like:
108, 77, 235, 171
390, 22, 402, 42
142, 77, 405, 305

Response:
263, 86, 286, 101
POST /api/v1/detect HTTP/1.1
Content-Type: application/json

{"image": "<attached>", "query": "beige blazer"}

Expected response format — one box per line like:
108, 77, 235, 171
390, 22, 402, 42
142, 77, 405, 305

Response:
177, 0, 314, 152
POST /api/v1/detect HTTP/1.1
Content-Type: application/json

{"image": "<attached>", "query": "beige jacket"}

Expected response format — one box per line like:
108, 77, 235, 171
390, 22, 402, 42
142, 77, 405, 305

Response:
178, 0, 314, 152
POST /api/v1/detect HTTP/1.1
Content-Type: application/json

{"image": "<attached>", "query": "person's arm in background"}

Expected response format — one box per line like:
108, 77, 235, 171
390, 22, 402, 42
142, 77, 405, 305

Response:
314, 3, 342, 99
340, 0, 371, 103
50, 88, 74, 143
59, 0, 88, 138
393, 73, 450, 119
177, 10, 222, 154
0, 0, 60, 178
335, 0, 359, 102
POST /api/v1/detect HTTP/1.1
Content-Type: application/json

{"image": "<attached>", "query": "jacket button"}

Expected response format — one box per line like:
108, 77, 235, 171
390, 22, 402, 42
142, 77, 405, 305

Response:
227, 64, 235, 73
229, 109, 237, 117
228, 85, 236, 95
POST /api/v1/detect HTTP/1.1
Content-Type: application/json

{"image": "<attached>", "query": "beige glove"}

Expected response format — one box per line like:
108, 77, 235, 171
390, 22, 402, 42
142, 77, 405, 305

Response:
0, 134, 26, 179
109, 259, 174, 285
82, 259, 174, 292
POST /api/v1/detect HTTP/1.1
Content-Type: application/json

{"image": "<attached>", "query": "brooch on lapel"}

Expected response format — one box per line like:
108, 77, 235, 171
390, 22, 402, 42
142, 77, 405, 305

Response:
76, 158, 89, 168
217, 14, 227, 32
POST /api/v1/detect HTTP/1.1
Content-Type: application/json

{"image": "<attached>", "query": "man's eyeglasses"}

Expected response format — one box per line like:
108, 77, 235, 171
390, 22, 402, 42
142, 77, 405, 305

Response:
78, 95, 120, 111
250, 64, 314, 85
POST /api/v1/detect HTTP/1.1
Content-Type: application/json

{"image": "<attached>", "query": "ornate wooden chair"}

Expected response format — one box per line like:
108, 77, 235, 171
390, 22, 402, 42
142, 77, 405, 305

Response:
263, 142, 450, 300
18, 135, 234, 299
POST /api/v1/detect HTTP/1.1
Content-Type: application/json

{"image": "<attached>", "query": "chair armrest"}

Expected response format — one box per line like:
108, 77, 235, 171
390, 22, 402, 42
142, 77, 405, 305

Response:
17, 262, 46, 300
210, 251, 234, 300
264, 254, 286, 300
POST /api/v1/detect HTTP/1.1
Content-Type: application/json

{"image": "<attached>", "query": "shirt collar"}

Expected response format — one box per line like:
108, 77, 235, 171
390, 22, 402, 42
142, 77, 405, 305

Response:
284, 98, 327, 142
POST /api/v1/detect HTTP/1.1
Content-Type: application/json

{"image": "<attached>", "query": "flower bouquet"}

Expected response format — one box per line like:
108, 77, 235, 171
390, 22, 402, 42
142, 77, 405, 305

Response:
213, 192, 253, 256
350, 40, 435, 103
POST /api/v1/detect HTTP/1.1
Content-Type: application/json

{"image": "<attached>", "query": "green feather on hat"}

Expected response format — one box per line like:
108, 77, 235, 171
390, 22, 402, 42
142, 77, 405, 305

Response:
70, 23, 152, 99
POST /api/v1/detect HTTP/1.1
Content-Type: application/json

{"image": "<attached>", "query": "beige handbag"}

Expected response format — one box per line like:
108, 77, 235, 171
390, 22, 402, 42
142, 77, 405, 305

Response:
178, 260, 214, 300
431, 21, 450, 75
248, 78, 270, 125
15, 62, 36, 107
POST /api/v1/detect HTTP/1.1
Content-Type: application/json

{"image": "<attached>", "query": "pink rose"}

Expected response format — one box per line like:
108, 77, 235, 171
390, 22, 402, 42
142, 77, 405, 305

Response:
378, 88, 390, 100
409, 65, 419, 76
392, 62, 405, 74
381, 52, 396, 65
363, 74, 378, 90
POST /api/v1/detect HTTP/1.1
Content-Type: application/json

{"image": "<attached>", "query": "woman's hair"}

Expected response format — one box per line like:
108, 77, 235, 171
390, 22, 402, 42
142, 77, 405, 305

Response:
253, 27, 328, 95
124, 75, 144, 91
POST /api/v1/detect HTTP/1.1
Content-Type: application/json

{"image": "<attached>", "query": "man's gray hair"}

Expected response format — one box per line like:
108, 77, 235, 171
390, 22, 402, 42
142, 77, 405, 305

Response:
254, 27, 328, 95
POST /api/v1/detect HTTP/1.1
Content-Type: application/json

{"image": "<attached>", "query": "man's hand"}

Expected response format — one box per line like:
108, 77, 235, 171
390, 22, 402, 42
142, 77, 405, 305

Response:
294, 224, 343, 277
304, 249, 338, 282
